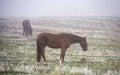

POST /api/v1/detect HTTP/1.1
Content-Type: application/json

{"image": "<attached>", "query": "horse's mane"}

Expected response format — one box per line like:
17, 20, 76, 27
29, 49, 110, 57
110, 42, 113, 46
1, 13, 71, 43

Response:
61, 33, 81, 43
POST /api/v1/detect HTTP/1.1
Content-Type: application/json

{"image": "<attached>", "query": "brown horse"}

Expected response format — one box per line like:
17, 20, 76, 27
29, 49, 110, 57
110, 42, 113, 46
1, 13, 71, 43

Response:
22, 19, 32, 37
36, 33, 88, 63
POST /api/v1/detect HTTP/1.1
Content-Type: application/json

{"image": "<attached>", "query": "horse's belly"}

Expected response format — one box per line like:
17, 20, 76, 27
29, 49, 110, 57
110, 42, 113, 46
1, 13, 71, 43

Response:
47, 44, 61, 48
47, 41, 61, 48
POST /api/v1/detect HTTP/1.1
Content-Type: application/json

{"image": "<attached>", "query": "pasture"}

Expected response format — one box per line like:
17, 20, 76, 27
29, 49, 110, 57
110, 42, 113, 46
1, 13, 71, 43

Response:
0, 17, 120, 75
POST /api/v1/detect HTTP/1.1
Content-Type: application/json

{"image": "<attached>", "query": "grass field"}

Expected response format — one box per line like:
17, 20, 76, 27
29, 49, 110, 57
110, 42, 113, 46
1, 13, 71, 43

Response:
0, 16, 120, 75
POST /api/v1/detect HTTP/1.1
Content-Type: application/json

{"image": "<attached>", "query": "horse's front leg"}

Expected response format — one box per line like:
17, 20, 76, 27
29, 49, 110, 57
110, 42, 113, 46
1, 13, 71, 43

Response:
25, 30, 28, 37
60, 48, 67, 63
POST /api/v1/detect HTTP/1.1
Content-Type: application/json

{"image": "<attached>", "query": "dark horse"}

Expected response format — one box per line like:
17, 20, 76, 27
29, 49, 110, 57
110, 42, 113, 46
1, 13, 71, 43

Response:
36, 33, 88, 63
22, 19, 32, 37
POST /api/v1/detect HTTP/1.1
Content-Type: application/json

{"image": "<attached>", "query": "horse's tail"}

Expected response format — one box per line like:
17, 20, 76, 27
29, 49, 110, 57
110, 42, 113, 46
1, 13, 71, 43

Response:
36, 40, 41, 62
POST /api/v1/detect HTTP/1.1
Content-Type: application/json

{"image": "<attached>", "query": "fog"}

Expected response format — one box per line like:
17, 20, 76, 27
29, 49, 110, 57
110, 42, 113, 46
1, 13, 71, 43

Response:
0, 0, 120, 17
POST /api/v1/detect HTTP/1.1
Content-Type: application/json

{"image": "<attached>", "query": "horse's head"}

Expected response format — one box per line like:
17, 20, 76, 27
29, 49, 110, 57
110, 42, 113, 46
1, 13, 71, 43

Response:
29, 28, 33, 35
80, 37, 88, 51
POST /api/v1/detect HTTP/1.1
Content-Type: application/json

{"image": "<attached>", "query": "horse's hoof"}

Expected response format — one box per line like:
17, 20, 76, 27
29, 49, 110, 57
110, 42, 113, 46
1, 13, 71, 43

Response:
59, 60, 62, 64
59, 60, 64, 64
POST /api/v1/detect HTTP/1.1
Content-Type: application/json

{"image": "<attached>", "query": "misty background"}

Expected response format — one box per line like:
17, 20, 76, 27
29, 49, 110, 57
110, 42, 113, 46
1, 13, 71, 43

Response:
0, 0, 120, 17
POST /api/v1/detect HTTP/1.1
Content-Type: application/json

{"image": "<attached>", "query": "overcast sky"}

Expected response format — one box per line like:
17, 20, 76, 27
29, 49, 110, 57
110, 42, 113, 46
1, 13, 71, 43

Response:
0, 0, 120, 17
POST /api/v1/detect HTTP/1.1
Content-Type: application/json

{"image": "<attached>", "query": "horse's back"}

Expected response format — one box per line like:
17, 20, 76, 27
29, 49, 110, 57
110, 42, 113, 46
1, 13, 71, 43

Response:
37, 33, 61, 41
37, 33, 66, 40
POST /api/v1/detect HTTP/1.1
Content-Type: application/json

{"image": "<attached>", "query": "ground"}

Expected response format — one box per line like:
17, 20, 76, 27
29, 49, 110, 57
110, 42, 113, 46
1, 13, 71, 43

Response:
0, 16, 120, 75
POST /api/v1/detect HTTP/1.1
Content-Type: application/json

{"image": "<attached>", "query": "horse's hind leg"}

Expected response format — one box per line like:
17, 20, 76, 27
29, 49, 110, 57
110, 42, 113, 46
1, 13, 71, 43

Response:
42, 48, 47, 62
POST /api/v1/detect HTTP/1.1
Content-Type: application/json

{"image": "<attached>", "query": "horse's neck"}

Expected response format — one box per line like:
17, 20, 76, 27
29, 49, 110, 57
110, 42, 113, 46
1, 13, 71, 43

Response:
70, 36, 81, 43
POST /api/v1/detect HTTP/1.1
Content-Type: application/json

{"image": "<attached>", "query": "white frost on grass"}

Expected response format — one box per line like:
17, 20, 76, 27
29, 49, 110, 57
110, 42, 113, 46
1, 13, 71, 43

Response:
14, 62, 41, 73
55, 66, 93, 75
